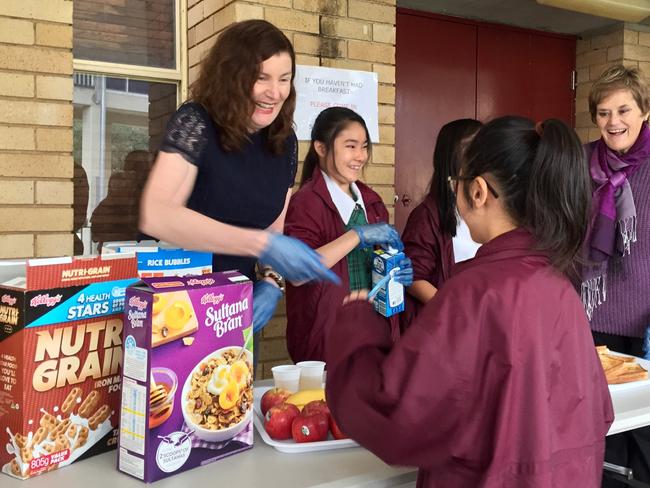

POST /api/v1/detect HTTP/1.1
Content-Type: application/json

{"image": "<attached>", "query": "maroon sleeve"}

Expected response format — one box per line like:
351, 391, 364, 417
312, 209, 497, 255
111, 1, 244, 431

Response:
324, 297, 472, 468
284, 191, 325, 250
402, 203, 440, 283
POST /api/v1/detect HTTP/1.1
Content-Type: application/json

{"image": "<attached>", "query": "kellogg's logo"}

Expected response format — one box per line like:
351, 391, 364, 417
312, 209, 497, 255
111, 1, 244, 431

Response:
1, 294, 16, 306
187, 278, 215, 287
200, 292, 224, 306
30, 293, 63, 307
128, 296, 148, 311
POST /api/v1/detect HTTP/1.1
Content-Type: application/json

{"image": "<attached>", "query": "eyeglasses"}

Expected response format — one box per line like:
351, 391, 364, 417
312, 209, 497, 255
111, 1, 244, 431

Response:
447, 175, 499, 199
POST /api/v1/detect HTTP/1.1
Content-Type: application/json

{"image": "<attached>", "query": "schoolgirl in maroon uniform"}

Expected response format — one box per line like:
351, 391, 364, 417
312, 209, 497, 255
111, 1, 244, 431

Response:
325, 116, 613, 488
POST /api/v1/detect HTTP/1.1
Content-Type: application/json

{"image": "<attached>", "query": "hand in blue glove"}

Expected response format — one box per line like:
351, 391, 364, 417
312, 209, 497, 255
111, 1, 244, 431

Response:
392, 257, 413, 287
352, 223, 404, 251
252, 280, 283, 334
259, 233, 340, 284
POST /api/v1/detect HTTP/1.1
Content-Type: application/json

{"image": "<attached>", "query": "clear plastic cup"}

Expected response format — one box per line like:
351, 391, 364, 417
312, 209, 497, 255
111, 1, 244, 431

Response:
271, 365, 301, 392
296, 361, 326, 390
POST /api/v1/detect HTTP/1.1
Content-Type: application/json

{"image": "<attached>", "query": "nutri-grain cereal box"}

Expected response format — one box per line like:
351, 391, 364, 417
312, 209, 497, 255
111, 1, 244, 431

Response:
0, 255, 138, 479
118, 271, 253, 482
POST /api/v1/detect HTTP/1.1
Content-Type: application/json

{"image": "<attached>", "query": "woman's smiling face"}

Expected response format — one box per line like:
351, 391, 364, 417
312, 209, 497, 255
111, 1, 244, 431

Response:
595, 88, 648, 153
249, 52, 293, 132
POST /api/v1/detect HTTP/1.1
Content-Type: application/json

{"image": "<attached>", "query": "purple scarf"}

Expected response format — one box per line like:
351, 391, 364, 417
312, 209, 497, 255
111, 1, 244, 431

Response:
582, 122, 650, 319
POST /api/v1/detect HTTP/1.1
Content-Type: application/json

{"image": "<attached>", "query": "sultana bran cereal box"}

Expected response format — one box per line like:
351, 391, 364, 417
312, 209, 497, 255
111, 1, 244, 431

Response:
0, 255, 138, 479
118, 271, 253, 482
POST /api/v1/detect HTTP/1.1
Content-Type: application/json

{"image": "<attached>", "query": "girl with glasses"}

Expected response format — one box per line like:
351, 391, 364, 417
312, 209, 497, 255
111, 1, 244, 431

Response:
324, 116, 613, 488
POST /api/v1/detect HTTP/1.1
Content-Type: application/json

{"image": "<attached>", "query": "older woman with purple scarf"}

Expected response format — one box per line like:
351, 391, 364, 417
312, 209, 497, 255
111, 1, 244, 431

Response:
584, 65, 650, 487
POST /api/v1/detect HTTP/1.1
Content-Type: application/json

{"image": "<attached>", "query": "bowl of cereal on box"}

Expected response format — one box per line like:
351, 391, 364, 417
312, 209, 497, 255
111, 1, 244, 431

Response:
181, 346, 253, 442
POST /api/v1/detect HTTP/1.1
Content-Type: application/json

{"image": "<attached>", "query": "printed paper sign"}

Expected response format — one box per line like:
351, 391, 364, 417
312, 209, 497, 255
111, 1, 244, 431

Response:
294, 65, 379, 142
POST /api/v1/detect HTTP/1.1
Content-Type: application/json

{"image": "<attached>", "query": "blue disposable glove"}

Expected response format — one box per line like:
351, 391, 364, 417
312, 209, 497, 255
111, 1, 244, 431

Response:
252, 280, 283, 334
259, 233, 340, 284
643, 325, 650, 360
392, 257, 413, 287
352, 223, 404, 251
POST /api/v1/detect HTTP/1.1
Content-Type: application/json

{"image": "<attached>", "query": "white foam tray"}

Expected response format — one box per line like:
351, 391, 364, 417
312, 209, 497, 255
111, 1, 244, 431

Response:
253, 386, 358, 453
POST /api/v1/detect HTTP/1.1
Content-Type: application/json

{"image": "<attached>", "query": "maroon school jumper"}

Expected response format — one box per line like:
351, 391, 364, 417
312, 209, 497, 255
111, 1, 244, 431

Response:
401, 195, 455, 330
325, 228, 613, 488
284, 168, 396, 363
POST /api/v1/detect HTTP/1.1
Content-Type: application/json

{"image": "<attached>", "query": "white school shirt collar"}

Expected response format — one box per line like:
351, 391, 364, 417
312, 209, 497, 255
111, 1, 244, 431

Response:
452, 214, 482, 263
321, 170, 367, 224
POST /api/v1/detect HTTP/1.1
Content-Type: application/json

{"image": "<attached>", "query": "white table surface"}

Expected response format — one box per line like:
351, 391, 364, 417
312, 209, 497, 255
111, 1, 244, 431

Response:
4, 372, 649, 487
2, 378, 417, 488
608, 383, 650, 436
2, 431, 417, 488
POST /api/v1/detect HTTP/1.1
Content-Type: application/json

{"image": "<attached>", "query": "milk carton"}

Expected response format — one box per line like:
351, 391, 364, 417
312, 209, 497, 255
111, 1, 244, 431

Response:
118, 271, 253, 482
371, 248, 405, 317
0, 255, 138, 479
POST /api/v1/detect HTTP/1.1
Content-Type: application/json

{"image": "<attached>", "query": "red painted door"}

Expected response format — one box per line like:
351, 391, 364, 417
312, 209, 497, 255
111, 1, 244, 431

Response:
477, 26, 533, 120
395, 11, 477, 229
530, 34, 576, 124
477, 25, 575, 124
395, 10, 576, 230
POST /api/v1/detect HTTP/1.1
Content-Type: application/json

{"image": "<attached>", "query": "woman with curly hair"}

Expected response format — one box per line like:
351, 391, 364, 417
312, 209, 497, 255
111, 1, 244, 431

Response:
140, 20, 337, 334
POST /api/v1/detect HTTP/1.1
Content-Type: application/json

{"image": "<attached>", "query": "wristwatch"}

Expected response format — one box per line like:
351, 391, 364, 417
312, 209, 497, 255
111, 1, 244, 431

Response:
262, 268, 286, 293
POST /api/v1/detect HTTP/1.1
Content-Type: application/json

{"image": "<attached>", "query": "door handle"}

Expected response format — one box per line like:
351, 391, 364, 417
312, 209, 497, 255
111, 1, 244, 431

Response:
400, 193, 412, 207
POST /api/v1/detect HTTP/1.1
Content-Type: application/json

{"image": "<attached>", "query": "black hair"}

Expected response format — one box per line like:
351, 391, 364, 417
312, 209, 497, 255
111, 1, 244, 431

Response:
461, 116, 590, 272
300, 107, 372, 187
428, 119, 482, 236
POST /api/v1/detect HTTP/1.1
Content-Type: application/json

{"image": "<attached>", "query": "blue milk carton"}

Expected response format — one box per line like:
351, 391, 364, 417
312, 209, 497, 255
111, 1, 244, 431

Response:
371, 247, 405, 317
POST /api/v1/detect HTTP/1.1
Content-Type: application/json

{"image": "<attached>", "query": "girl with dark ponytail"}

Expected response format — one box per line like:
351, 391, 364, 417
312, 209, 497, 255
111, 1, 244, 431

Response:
284, 107, 412, 363
459, 116, 590, 272
401, 118, 482, 329
323, 116, 613, 488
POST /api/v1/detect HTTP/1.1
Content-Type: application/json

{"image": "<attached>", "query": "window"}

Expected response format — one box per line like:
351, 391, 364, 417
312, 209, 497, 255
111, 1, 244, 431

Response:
73, 0, 176, 69
72, 0, 186, 254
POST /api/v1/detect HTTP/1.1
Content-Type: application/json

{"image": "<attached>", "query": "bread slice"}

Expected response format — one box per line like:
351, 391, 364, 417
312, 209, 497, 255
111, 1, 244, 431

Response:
596, 345, 610, 355
595, 345, 649, 384
607, 363, 649, 384
604, 353, 636, 363
599, 354, 625, 374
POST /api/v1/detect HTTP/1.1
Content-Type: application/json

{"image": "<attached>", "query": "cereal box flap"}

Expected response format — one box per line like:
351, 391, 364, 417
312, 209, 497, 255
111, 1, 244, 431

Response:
24, 254, 138, 290
101, 240, 161, 254
141, 271, 250, 292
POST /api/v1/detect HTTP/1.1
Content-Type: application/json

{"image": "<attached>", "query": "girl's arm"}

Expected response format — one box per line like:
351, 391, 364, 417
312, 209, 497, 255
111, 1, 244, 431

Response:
267, 188, 292, 233
315, 230, 361, 269
139, 151, 268, 257
407, 280, 438, 304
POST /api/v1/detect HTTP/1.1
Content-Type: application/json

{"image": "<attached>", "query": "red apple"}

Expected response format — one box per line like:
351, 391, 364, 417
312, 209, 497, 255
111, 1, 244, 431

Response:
264, 403, 300, 440
329, 415, 348, 440
291, 411, 329, 443
302, 400, 330, 419
260, 387, 292, 416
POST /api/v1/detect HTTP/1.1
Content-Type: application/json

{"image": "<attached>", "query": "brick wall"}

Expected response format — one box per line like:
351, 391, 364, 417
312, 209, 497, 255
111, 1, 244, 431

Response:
0, 0, 74, 258
575, 24, 650, 143
186, 0, 396, 378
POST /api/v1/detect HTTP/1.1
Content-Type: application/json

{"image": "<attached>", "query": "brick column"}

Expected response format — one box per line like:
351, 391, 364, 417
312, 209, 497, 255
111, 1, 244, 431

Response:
575, 24, 650, 144
186, 0, 396, 377
0, 0, 74, 258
